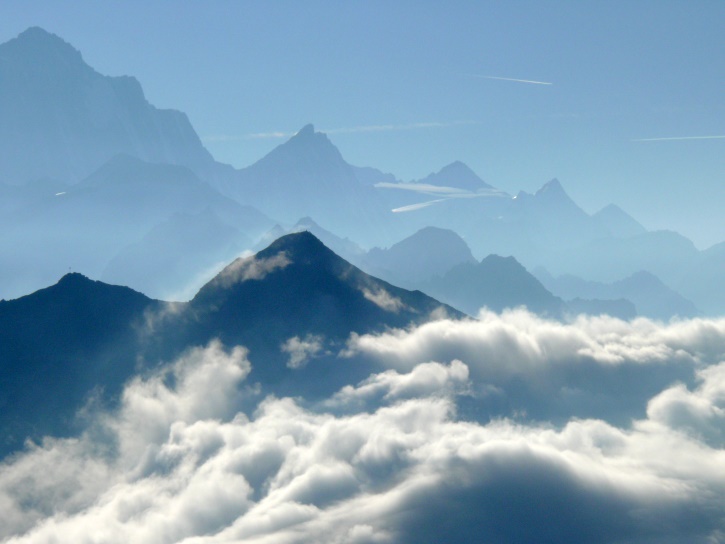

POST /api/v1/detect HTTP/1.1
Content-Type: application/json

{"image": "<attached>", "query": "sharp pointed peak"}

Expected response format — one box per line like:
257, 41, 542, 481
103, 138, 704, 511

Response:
296, 124, 316, 136
537, 178, 564, 193
534, 178, 575, 201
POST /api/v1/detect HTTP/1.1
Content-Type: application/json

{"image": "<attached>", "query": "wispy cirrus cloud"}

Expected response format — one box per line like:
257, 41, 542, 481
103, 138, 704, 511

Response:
465, 73, 553, 86
204, 120, 476, 142
632, 135, 725, 142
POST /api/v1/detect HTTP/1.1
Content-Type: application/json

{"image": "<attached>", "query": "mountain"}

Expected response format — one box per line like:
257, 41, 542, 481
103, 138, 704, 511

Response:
0, 155, 273, 300
676, 241, 725, 316
0, 27, 229, 183
287, 217, 366, 263
593, 204, 647, 238
423, 254, 567, 317
223, 125, 396, 246
566, 297, 637, 320
536, 269, 700, 320
416, 161, 493, 192
175, 232, 461, 390
362, 226, 476, 288
0, 273, 158, 454
101, 208, 252, 300
0, 232, 460, 454
545, 229, 700, 286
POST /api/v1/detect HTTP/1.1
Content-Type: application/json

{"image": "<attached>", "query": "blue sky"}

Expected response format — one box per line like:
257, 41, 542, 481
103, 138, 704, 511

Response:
2, 1, 724, 246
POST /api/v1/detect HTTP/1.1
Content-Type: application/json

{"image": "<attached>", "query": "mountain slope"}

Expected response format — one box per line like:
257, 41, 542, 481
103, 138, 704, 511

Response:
424, 254, 567, 317
224, 125, 395, 246
0, 233, 460, 454
363, 226, 476, 288
0, 274, 158, 454
177, 232, 461, 390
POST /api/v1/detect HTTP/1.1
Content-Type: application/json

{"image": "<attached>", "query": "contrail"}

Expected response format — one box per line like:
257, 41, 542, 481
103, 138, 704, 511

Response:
632, 135, 725, 142
467, 74, 553, 86
208, 120, 477, 141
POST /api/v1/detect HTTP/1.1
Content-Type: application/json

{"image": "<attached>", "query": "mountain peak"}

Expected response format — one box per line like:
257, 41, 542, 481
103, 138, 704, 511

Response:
536, 178, 564, 196
259, 230, 332, 261
2, 27, 87, 70
419, 161, 492, 192
296, 124, 316, 136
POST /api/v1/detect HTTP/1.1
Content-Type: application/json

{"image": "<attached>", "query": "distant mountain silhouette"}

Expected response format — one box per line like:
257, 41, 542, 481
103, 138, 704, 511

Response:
0, 233, 459, 455
417, 161, 493, 192
0, 154, 272, 300
423, 254, 567, 317
101, 208, 252, 300
566, 297, 637, 320
363, 226, 476, 288
536, 268, 699, 320
677, 241, 725, 316
223, 125, 396, 246
593, 204, 647, 238
0, 27, 229, 183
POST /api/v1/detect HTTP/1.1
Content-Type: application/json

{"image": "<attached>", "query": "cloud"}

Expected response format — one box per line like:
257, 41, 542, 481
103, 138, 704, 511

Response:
391, 200, 445, 213
322, 121, 476, 135
3, 313, 725, 543
325, 360, 470, 409
281, 334, 326, 369
208, 121, 477, 142
632, 135, 725, 142
361, 287, 407, 313
343, 310, 725, 424
216, 252, 291, 288
466, 74, 553, 86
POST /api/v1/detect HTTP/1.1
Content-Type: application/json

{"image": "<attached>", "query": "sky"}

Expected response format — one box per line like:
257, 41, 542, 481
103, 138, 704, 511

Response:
1, 0, 724, 246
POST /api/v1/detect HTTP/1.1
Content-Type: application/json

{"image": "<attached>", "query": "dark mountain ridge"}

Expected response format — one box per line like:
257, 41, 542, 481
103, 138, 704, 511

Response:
0, 233, 460, 456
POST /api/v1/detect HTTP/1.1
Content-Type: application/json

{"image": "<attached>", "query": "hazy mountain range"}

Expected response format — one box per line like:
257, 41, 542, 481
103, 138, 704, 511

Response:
1, 27, 720, 319
2, 26, 725, 544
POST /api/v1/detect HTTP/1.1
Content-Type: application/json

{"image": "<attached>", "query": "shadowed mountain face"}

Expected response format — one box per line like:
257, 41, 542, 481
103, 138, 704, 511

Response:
0, 232, 459, 455
174, 232, 461, 389
0, 274, 159, 454
0, 27, 226, 183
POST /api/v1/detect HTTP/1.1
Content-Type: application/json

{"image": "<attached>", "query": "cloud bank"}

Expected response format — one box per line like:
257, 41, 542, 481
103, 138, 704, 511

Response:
2, 312, 725, 543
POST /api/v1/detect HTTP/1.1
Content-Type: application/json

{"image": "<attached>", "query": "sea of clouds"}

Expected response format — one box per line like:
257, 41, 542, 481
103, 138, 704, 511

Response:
2, 310, 725, 543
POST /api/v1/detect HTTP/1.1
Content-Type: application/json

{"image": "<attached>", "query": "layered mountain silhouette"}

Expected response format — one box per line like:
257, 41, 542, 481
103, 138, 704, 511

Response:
0, 154, 273, 300
0, 27, 228, 183
536, 268, 699, 320
0, 232, 459, 456
423, 254, 567, 317
101, 208, 253, 300
223, 125, 396, 246
255, 216, 366, 265
2, 26, 724, 318
362, 226, 476, 288
417, 161, 493, 193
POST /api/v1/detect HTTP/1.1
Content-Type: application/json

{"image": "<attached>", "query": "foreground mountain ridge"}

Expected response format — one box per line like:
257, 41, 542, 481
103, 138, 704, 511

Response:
0, 232, 459, 455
